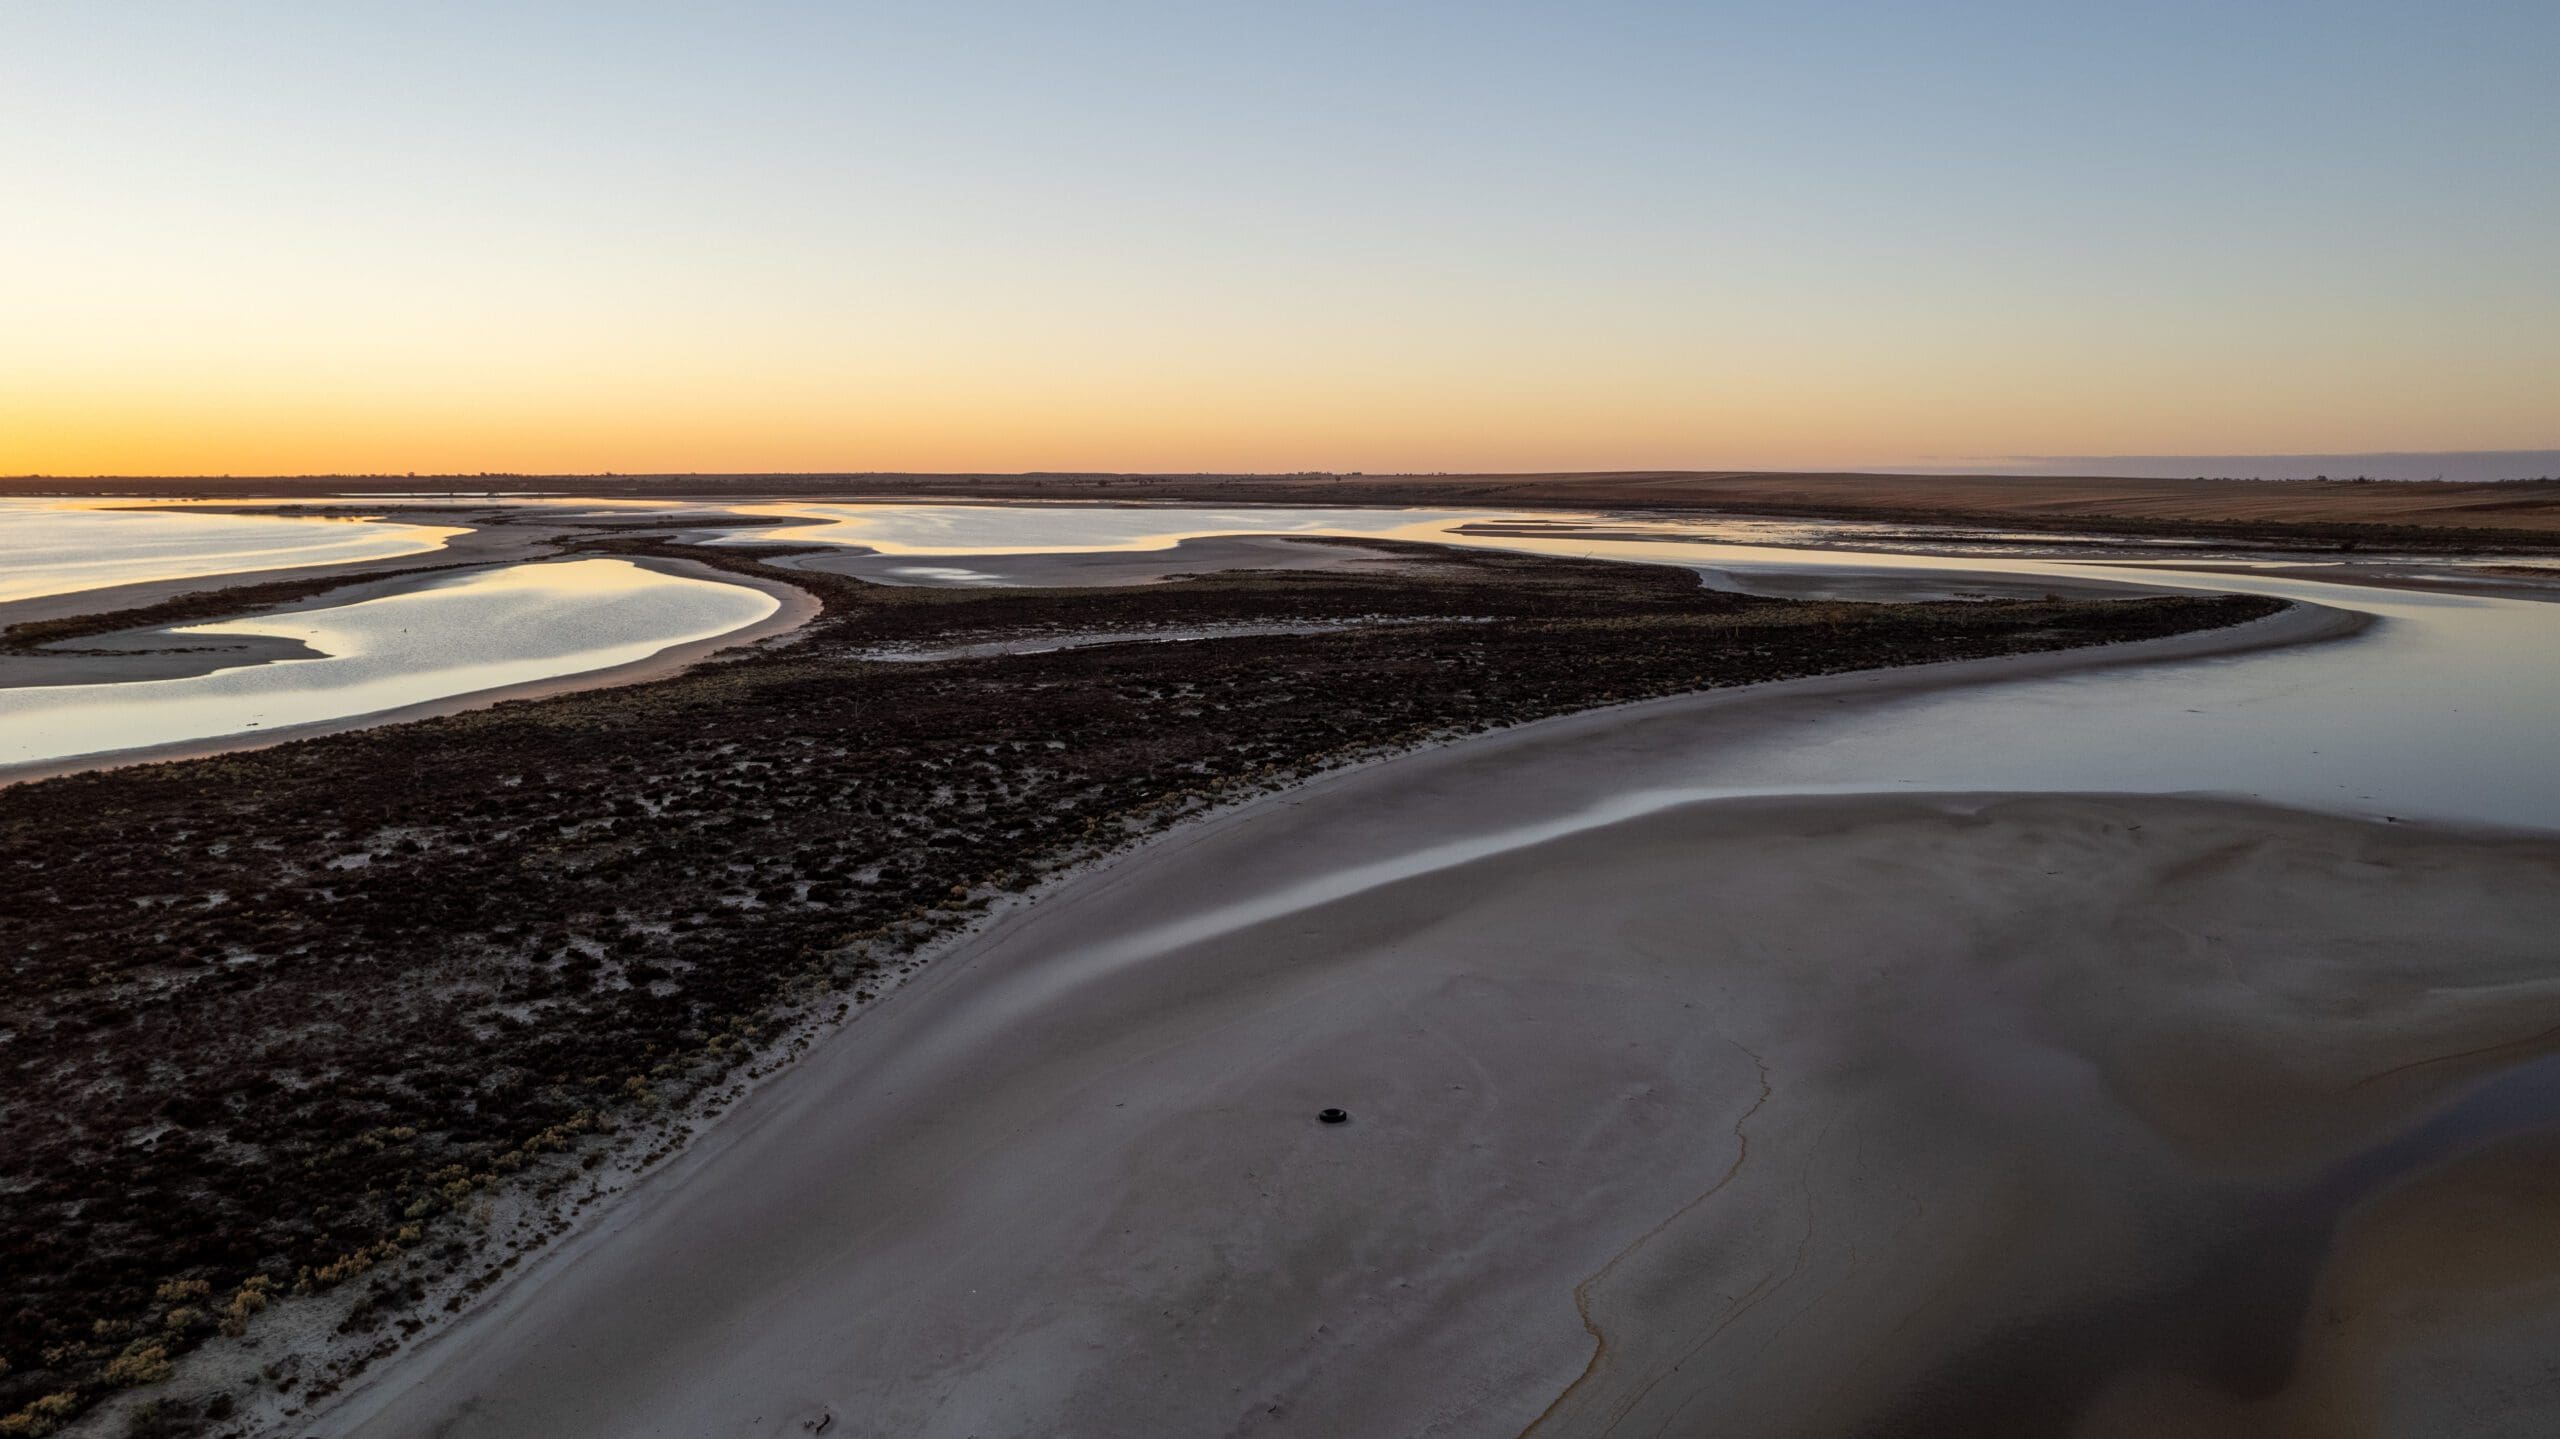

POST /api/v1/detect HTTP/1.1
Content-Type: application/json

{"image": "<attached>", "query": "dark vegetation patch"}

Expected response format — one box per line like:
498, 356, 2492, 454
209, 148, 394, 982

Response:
0, 540, 2280, 1431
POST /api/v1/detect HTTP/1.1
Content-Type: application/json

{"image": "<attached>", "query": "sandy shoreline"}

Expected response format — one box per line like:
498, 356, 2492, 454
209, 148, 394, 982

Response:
0, 628, 324, 689
0, 510, 2261, 780
0, 557, 817, 788
2110, 558, 2560, 605
277, 592, 2560, 1439
0, 511, 542, 635
0, 561, 528, 690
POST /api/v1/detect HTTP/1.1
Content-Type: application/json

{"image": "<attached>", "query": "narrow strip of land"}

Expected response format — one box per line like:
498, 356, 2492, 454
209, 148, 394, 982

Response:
311, 600, 2560, 1439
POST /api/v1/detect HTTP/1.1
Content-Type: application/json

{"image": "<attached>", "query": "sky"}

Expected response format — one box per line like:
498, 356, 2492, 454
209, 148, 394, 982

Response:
3, 1, 2553, 477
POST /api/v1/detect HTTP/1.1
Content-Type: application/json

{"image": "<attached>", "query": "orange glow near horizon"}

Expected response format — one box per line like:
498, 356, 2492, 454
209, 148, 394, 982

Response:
14, 323, 2555, 478
5, 7, 2554, 479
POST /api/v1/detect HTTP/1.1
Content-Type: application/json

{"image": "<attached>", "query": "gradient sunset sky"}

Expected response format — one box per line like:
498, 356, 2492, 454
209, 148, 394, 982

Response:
4, 2, 2553, 476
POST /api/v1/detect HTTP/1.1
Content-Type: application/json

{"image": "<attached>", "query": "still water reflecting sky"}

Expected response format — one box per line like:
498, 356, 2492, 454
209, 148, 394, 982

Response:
708, 503, 2560, 832
1427, 521, 2560, 833
0, 499, 457, 603
9, 501, 2553, 834
0, 560, 774, 767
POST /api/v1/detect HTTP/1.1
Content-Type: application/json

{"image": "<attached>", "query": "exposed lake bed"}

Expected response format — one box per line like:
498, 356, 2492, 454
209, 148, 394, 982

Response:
20, 3, 2559, 1434
318, 789, 2554, 1439
2, 495, 2556, 1438
304, 612, 2560, 1439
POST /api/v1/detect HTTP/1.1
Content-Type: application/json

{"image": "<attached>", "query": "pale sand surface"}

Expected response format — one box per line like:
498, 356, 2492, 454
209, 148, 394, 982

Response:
318, 604, 2560, 1439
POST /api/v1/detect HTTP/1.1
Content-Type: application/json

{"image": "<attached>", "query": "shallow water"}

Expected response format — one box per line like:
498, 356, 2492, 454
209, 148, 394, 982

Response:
727, 506, 2560, 1432
1436, 524, 2560, 833
692, 503, 2560, 833
18, 499, 2555, 831
711, 501, 1495, 553
0, 499, 458, 602
0, 559, 776, 767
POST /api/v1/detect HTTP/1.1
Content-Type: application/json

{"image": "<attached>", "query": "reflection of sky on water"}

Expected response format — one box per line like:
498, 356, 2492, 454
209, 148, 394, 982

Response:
0, 560, 775, 767
710, 503, 2559, 831
1424, 523, 2560, 834
0, 499, 458, 602
711, 502, 1496, 554
15, 501, 2554, 832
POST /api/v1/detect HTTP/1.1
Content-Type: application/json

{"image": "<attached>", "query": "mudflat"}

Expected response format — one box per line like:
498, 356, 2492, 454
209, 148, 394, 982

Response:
6, 542, 2276, 1436
321, 612, 2560, 1438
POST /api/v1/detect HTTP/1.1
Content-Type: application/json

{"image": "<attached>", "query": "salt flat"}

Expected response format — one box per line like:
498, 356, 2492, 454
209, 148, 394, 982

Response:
322, 604, 2560, 1438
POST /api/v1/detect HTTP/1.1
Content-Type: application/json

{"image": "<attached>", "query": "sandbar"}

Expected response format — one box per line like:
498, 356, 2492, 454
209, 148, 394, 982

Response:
313, 598, 2560, 1439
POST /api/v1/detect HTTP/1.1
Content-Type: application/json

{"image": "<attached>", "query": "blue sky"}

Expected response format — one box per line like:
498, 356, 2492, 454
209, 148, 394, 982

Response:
4, 2, 2553, 473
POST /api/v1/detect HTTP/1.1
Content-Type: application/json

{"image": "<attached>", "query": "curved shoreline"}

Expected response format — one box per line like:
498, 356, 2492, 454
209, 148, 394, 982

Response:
0, 557, 818, 789
294, 591, 2406, 1438
0, 510, 526, 633
323, 787, 2560, 1439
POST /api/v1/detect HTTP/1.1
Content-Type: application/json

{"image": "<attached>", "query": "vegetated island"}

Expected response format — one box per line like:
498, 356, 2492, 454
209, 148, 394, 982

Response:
0, 538, 2278, 1435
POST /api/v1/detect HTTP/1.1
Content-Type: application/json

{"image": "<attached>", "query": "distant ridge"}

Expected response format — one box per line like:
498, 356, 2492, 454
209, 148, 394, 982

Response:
6, 470, 2558, 547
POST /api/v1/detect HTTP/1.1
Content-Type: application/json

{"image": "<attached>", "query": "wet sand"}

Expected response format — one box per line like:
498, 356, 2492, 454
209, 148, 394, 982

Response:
2175, 1132, 2560, 1439
0, 628, 322, 688
315, 602, 2560, 1439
